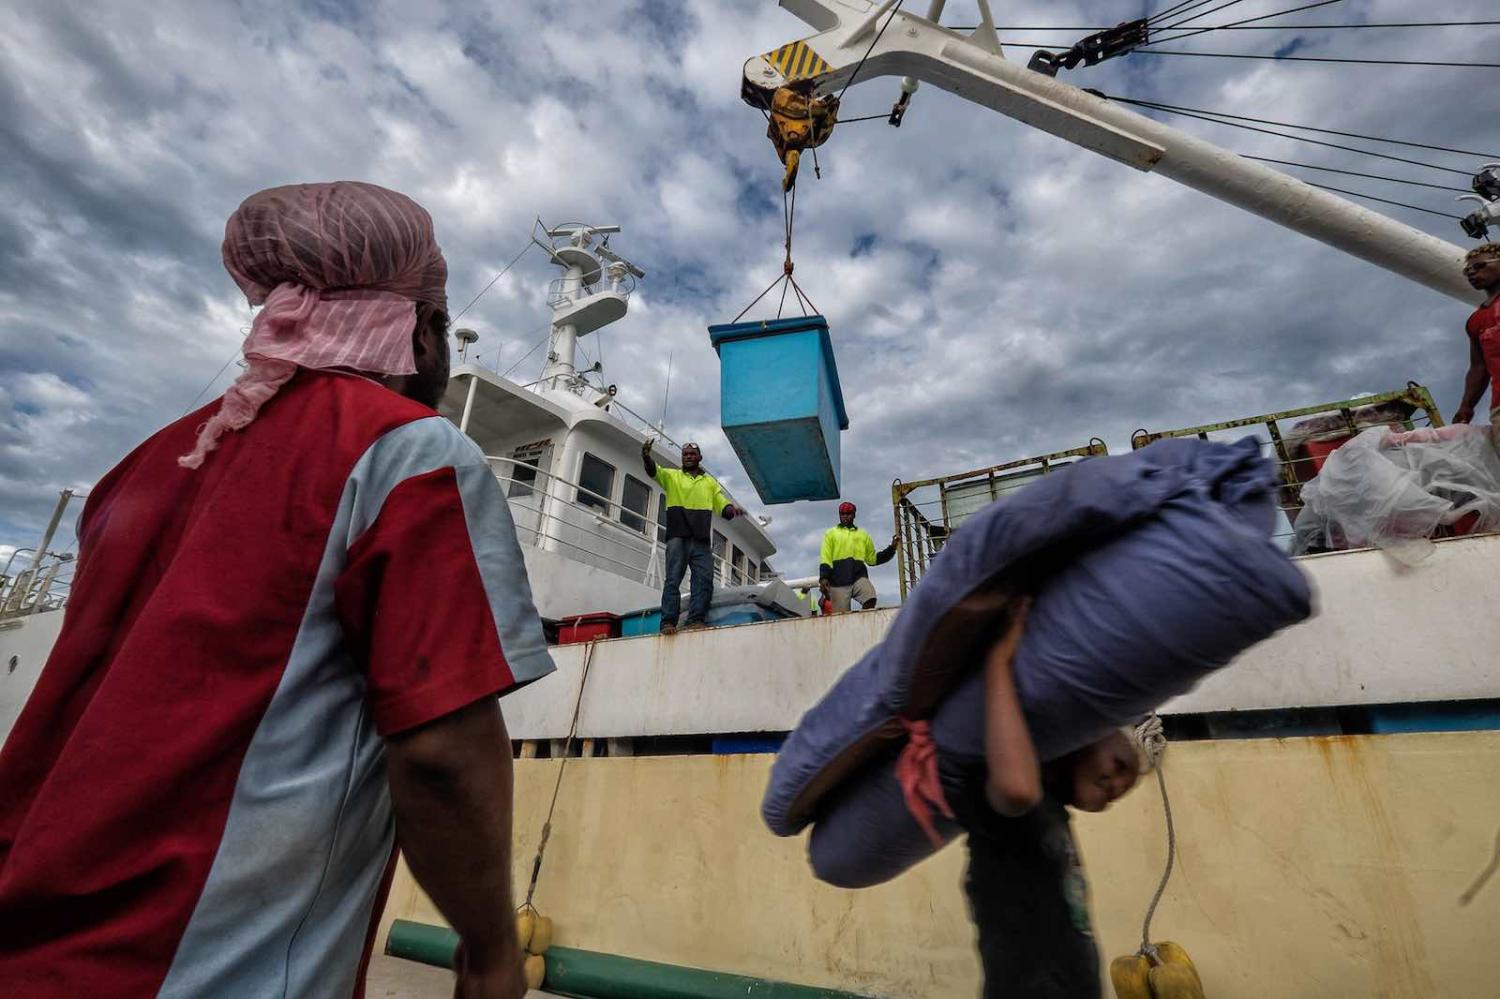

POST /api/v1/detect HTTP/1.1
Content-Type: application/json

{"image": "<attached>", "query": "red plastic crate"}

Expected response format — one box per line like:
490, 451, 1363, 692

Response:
1302, 435, 1352, 475
557, 612, 622, 644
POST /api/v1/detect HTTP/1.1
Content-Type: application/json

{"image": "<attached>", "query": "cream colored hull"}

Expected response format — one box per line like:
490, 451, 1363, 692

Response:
383, 733, 1500, 998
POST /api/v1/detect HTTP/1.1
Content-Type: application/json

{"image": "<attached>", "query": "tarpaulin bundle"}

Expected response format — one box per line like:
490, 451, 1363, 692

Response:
761, 437, 1313, 888
1298, 423, 1500, 563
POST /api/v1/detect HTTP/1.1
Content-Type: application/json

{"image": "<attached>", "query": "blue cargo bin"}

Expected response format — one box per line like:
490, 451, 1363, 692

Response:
707, 315, 850, 504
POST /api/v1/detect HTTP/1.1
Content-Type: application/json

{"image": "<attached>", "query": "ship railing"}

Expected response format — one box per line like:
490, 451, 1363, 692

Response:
1131, 382, 1448, 553
603, 398, 683, 453
483, 455, 752, 597
545, 271, 637, 311
890, 442, 1109, 599
890, 382, 1474, 595
511, 377, 683, 455
0, 548, 76, 622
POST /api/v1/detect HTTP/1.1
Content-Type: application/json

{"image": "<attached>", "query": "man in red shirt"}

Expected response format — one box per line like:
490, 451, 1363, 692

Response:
0, 183, 552, 999
1453, 243, 1500, 444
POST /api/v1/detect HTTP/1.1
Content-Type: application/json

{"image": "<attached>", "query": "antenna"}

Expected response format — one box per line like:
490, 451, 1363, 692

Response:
660, 350, 674, 431
454, 328, 479, 362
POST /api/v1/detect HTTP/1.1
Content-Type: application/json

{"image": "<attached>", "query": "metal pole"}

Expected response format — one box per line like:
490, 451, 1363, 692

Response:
32, 490, 73, 577
29, 557, 67, 615
459, 373, 479, 434
769, 5, 1477, 303
935, 43, 1476, 301
4, 491, 72, 615
0, 547, 33, 581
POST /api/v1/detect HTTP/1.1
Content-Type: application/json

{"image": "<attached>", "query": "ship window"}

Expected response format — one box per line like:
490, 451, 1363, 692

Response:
712, 530, 728, 582
621, 475, 651, 534
577, 453, 615, 512
507, 441, 549, 498
731, 546, 746, 586
747, 559, 759, 583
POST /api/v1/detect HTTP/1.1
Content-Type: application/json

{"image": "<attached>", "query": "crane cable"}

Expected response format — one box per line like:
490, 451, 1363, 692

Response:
1151, 0, 1341, 41
1134, 50, 1500, 69
1106, 96, 1478, 177
734, 185, 820, 323
1106, 97, 1500, 161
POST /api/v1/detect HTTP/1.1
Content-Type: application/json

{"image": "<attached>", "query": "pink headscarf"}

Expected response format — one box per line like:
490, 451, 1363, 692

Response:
179, 181, 449, 468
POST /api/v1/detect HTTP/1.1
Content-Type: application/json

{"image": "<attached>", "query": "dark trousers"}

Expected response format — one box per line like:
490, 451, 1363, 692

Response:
661, 536, 713, 626
961, 794, 1101, 999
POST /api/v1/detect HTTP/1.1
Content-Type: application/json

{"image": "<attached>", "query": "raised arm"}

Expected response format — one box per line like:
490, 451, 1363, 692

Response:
983, 600, 1042, 817
873, 533, 899, 566
641, 438, 658, 476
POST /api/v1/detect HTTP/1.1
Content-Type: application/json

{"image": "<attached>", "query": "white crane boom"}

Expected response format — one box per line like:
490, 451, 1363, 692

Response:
745, 0, 1478, 303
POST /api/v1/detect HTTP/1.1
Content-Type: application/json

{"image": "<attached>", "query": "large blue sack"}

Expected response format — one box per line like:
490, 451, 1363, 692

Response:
761, 438, 1313, 886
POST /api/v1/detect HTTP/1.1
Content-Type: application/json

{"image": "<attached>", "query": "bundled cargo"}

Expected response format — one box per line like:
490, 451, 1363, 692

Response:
1298, 423, 1500, 562
761, 438, 1313, 887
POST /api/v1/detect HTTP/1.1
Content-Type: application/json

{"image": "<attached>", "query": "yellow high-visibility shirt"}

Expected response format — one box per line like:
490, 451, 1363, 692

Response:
819, 525, 878, 587
654, 467, 733, 541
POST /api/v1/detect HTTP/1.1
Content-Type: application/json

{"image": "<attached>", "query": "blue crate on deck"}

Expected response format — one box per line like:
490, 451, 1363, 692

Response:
708, 315, 850, 504
619, 608, 662, 637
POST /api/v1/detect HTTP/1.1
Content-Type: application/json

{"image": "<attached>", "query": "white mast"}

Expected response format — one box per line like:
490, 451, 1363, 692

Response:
746, 0, 1478, 304
533, 223, 646, 390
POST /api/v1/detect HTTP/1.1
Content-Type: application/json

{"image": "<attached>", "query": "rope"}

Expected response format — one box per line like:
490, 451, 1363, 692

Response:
733, 173, 821, 322
1131, 715, 1175, 956
1131, 714, 1167, 772
780, 185, 798, 319
1108, 95, 1500, 160
451, 239, 533, 323
1148, 0, 1217, 28
952, 21, 1500, 33
1147, 0, 1344, 44
499, 328, 554, 378
1305, 182, 1464, 220
1459, 826, 1500, 907
1156, 0, 1254, 32
522, 640, 598, 908
1240, 155, 1469, 193
732, 273, 789, 324
1108, 96, 1476, 176
1134, 51, 1500, 69
182, 344, 246, 415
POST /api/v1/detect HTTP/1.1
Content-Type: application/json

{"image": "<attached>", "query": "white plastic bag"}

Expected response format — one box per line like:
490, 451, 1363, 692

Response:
1298, 424, 1500, 563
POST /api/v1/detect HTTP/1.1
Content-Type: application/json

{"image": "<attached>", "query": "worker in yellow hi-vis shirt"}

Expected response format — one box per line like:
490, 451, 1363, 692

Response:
819, 502, 898, 613
642, 439, 742, 634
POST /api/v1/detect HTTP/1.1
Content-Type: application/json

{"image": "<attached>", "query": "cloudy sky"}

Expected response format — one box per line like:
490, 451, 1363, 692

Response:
1, 0, 1495, 599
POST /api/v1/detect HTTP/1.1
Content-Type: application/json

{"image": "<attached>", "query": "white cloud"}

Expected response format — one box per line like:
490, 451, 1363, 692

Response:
0, 0, 1492, 598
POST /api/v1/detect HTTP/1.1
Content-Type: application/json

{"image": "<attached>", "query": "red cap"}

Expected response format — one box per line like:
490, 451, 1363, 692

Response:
838, 502, 856, 515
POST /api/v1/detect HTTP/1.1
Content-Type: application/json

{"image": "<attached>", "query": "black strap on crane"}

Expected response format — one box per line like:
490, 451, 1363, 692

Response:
1027, 18, 1151, 76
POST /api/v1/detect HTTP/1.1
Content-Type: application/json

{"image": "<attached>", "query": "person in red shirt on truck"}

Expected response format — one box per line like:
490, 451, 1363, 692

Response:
1453, 243, 1500, 445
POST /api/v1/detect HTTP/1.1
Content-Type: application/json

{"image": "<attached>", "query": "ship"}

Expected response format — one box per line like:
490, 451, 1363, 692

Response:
4, 1, 1500, 996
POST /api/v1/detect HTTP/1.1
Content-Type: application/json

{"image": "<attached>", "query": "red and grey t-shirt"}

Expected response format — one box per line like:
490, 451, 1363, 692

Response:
0, 370, 553, 997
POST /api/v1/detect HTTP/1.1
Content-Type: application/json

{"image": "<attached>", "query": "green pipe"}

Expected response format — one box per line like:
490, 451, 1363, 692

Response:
386, 918, 461, 968
386, 919, 875, 999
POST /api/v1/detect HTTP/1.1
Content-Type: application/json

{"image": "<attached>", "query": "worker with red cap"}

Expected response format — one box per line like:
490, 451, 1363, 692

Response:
818, 501, 899, 613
